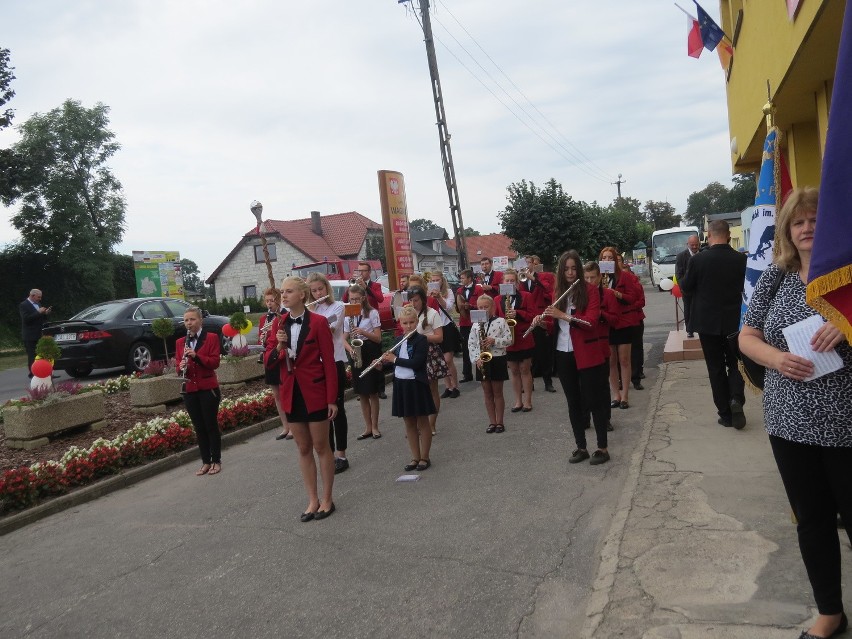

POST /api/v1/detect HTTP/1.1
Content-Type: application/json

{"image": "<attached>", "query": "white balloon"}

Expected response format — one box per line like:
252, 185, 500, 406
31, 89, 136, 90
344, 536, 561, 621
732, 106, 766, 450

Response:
231, 334, 247, 349
30, 375, 52, 390
659, 278, 675, 291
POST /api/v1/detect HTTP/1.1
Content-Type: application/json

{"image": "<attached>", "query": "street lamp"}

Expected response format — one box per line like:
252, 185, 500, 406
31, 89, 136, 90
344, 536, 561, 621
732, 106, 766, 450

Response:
250, 200, 277, 290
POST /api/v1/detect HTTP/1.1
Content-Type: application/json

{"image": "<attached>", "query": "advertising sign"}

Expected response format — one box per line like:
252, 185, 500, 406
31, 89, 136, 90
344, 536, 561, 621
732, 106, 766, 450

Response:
132, 251, 184, 299
377, 170, 414, 290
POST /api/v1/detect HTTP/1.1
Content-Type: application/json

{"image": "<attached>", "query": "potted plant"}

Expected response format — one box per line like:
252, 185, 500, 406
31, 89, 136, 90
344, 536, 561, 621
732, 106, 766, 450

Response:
217, 312, 262, 385
151, 317, 175, 361
129, 359, 183, 412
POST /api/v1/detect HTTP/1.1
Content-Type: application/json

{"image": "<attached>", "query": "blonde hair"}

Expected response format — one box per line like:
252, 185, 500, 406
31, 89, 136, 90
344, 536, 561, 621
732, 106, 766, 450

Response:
774, 187, 818, 273
408, 274, 426, 289
305, 272, 335, 302
281, 276, 309, 305
397, 306, 418, 322
503, 268, 518, 282
184, 305, 203, 319
429, 271, 449, 296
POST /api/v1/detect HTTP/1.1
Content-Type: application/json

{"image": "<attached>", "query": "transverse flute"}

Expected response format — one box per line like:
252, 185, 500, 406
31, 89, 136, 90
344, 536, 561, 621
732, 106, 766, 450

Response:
522, 279, 590, 338
359, 330, 418, 378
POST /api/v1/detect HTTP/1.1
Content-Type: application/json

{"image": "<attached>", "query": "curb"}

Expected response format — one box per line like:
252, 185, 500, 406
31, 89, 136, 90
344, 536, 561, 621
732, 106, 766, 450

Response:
580, 361, 669, 638
0, 372, 393, 538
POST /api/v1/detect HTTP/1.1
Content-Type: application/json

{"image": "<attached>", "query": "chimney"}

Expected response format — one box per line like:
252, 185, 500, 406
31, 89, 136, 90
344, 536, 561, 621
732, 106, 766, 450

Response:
311, 210, 323, 236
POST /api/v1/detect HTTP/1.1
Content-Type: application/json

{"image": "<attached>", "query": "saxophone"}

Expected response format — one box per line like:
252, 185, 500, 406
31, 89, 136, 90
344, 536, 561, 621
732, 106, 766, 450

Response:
505, 293, 516, 345
350, 334, 364, 368
478, 318, 493, 380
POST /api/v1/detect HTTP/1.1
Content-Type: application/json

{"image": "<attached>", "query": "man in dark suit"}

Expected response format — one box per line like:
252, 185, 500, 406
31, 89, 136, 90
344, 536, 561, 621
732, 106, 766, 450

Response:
680, 221, 747, 429
675, 234, 701, 337
19, 288, 52, 378
478, 256, 503, 296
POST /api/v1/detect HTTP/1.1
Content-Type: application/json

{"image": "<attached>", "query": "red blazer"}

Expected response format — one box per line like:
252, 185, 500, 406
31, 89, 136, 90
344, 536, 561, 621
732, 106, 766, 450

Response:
455, 283, 484, 327
176, 330, 220, 392
523, 271, 555, 334
257, 311, 279, 345
595, 286, 620, 359
264, 310, 338, 414
610, 270, 643, 328
478, 270, 503, 297
495, 290, 535, 351
553, 281, 604, 370
342, 280, 383, 309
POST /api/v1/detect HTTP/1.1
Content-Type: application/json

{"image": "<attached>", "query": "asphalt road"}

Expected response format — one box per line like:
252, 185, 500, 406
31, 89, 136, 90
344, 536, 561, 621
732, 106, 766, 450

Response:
0, 283, 677, 638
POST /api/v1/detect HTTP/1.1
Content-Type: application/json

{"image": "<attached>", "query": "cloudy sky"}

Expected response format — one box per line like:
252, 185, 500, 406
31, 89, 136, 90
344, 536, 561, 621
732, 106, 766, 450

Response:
1, 0, 733, 277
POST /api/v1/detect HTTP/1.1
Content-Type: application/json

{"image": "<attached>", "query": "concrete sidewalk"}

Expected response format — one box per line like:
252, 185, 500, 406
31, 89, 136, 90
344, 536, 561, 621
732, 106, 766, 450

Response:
583, 359, 852, 638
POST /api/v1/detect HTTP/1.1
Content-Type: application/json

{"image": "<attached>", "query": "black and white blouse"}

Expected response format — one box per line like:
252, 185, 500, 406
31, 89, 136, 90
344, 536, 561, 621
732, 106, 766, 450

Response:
743, 264, 852, 447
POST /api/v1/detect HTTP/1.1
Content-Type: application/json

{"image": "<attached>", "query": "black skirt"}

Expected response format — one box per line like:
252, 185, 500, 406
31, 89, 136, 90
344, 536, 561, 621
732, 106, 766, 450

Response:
609, 325, 636, 346
285, 380, 328, 423
352, 340, 383, 395
506, 347, 534, 362
392, 377, 436, 417
475, 354, 509, 382
440, 322, 461, 354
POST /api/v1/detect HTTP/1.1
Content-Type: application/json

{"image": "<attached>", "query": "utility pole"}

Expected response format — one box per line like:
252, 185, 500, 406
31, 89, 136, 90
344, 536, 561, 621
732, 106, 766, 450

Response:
612, 173, 626, 199
417, 0, 467, 272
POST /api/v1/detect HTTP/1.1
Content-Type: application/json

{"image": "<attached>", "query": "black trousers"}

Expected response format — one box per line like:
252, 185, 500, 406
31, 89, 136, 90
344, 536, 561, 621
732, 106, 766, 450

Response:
770, 435, 852, 615
698, 332, 745, 420
460, 325, 473, 380
183, 387, 222, 464
329, 360, 349, 452
555, 351, 609, 450
631, 320, 644, 384
531, 326, 555, 384
683, 295, 693, 334
24, 339, 38, 376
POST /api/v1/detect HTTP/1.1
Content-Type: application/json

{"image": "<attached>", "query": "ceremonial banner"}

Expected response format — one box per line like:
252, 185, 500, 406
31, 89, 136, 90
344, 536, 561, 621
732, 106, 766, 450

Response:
132, 251, 184, 299
807, 0, 852, 341
377, 170, 414, 291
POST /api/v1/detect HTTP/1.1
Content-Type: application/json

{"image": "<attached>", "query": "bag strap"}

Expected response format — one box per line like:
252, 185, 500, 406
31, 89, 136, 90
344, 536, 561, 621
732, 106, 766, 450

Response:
768, 268, 786, 299
437, 299, 457, 327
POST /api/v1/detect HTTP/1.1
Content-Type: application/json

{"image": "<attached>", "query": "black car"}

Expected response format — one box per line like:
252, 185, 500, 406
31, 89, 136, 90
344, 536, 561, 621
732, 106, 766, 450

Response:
42, 298, 232, 377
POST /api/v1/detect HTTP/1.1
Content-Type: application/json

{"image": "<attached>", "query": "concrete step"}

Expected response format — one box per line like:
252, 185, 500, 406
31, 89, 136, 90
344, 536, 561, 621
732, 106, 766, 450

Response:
663, 329, 704, 362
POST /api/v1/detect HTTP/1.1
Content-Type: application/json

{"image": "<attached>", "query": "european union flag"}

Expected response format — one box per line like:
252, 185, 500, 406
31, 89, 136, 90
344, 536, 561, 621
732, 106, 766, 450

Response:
695, 2, 725, 51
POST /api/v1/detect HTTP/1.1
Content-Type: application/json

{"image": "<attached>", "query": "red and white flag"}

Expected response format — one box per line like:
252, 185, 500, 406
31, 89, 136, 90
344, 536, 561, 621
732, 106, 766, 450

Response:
686, 12, 703, 58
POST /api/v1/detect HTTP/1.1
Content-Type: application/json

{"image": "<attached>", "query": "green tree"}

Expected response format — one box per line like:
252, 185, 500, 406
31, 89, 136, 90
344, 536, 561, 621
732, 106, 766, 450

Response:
723, 173, 756, 211
642, 200, 681, 230
498, 178, 589, 271
409, 218, 440, 232
685, 181, 732, 230
463, 226, 480, 237
610, 196, 643, 224
179, 258, 208, 295
111, 254, 137, 299
365, 234, 386, 271
1, 47, 22, 202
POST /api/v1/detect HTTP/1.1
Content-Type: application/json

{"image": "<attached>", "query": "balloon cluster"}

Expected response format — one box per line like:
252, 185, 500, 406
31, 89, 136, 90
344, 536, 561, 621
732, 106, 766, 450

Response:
30, 356, 54, 390
222, 321, 252, 349
660, 277, 682, 298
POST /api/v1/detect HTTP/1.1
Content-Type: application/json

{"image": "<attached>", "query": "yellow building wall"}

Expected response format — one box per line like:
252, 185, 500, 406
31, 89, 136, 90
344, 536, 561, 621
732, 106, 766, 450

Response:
721, 0, 844, 186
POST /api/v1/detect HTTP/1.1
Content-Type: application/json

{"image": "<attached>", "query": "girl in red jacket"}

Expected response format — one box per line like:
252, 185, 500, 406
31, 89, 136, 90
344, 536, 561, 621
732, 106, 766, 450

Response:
496, 268, 536, 413
584, 261, 620, 432
265, 277, 339, 522
177, 306, 222, 476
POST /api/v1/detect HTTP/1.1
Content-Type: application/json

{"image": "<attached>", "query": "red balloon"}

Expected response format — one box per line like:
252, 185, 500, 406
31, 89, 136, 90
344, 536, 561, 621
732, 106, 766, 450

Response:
31, 359, 53, 378
221, 324, 238, 338
671, 283, 683, 298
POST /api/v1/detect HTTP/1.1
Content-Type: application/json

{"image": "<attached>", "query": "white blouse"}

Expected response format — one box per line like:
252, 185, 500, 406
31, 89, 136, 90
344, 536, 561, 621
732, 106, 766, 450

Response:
434, 291, 455, 327
314, 300, 346, 362
468, 316, 511, 363
344, 309, 381, 337
415, 307, 441, 338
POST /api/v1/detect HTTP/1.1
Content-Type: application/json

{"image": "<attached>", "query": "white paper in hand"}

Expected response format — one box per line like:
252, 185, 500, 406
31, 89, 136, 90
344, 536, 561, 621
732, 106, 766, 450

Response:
781, 315, 844, 381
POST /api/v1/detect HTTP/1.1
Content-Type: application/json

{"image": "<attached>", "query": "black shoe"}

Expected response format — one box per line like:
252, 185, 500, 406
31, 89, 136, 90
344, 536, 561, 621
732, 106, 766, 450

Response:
569, 449, 590, 464
404, 460, 419, 471
510, 406, 523, 413
440, 388, 452, 399
300, 510, 316, 523
494, 425, 505, 433
590, 450, 610, 465
544, 385, 557, 393
314, 503, 336, 520
356, 432, 373, 440
521, 407, 532, 413
798, 612, 848, 639
449, 388, 460, 398
415, 459, 431, 471
485, 424, 497, 434
633, 381, 644, 390
610, 400, 621, 408
717, 417, 733, 428
460, 376, 473, 383
378, 392, 387, 399
686, 333, 694, 338
334, 458, 349, 474
730, 399, 746, 430
275, 432, 289, 440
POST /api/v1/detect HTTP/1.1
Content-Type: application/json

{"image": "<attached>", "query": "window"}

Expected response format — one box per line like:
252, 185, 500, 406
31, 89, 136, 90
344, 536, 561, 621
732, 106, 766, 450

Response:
254, 243, 277, 263
136, 301, 169, 320
164, 300, 190, 317
243, 285, 257, 300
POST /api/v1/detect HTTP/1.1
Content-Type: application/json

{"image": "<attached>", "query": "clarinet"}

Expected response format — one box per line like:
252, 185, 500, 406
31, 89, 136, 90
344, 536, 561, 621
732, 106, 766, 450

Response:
181, 332, 194, 379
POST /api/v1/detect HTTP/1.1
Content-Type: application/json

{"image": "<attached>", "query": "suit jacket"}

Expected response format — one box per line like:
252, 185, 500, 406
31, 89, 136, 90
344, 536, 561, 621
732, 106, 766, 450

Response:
264, 310, 338, 414
679, 243, 747, 336
595, 286, 619, 359
388, 331, 429, 385
19, 299, 46, 342
675, 248, 695, 284
523, 271, 555, 334
455, 283, 484, 327
552, 281, 604, 370
610, 270, 643, 328
479, 270, 503, 297
176, 330, 221, 392
342, 280, 383, 309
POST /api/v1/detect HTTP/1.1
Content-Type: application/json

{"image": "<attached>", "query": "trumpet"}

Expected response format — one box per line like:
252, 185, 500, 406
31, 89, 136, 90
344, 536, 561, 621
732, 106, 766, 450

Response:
349, 277, 358, 285
359, 330, 418, 378
522, 279, 581, 339
519, 267, 529, 283
504, 293, 516, 345
350, 335, 364, 368
306, 295, 329, 308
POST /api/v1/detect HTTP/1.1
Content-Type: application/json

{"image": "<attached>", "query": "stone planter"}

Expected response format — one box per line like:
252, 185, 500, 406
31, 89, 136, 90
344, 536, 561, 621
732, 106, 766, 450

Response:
3, 390, 106, 450
217, 357, 264, 386
129, 374, 184, 412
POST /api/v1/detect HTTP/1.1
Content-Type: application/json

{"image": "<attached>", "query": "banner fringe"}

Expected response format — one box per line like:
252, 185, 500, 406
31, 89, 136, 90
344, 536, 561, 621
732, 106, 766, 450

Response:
807, 264, 852, 342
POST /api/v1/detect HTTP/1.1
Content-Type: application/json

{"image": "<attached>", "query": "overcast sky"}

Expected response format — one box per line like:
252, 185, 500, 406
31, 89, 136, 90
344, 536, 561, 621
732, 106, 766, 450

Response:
1, 0, 733, 277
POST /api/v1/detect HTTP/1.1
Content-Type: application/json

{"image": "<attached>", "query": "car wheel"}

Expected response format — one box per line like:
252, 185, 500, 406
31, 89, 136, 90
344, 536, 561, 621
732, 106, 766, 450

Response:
127, 342, 153, 373
67, 365, 94, 378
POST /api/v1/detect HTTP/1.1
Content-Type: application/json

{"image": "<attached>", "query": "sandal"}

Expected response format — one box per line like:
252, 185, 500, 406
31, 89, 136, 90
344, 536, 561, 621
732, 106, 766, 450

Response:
415, 459, 431, 471
208, 463, 222, 475
404, 460, 419, 471
195, 464, 211, 476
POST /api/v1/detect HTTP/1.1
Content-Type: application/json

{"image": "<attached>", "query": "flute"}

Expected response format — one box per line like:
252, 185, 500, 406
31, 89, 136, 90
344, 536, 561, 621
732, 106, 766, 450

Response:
359, 330, 418, 378
306, 295, 329, 308
522, 279, 586, 338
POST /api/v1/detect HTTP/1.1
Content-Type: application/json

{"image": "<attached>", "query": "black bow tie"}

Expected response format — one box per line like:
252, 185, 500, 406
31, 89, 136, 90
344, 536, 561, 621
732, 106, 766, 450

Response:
287, 316, 303, 325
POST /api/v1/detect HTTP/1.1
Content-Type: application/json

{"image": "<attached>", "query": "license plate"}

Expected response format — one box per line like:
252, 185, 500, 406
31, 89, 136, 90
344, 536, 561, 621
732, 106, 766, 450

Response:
54, 333, 77, 342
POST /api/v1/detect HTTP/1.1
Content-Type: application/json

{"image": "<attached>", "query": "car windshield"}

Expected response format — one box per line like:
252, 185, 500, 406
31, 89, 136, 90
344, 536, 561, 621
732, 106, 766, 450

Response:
652, 232, 696, 265
70, 301, 127, 321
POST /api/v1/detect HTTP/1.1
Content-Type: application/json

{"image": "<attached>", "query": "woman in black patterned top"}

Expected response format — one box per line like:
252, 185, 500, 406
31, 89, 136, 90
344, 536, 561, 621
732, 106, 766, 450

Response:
740, 187, 852, 639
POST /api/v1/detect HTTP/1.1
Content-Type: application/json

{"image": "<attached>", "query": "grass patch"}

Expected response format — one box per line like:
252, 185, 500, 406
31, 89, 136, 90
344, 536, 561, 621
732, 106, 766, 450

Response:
0, 354, 28, 373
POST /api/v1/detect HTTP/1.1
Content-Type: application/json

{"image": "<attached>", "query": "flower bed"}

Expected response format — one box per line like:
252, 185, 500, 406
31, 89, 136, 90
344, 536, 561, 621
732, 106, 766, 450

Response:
0, 389, 277, 511
3, 388, 106, 448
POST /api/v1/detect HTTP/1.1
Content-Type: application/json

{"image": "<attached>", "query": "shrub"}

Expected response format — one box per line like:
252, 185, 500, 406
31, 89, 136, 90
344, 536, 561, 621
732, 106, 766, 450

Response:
35, 336, 62, 362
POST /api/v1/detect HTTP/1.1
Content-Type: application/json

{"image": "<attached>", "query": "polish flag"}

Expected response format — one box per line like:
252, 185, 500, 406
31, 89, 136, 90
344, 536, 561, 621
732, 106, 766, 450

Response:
687, 13, 703, 58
